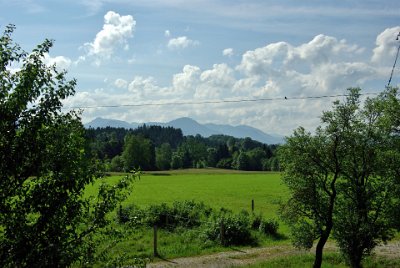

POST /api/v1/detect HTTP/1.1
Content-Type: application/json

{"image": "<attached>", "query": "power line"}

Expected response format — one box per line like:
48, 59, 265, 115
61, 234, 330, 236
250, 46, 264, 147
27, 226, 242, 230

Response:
65, 92, 379, 110
387, 31, 400, 87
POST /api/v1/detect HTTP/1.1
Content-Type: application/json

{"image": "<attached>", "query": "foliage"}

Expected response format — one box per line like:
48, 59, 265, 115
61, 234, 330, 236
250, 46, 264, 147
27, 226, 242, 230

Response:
122, 134, 155, 171
204, 210, 255, 246
331, 88, 400, 268
250, 213, 279, 236
0, 25, 137, 267
86, 126, 279, 171
118, 200, 212, 230
155, 143, 172, 170
116, 199, 279, 247
279, 87, 400, 268
132, 124, 183, 148
258, 218, 279, 236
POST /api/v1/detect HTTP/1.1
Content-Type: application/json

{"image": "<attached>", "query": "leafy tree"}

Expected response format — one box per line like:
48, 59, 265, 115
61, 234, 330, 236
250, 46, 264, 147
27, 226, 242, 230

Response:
247, 147, 266, 170
170, 151, 184, 169
262, 157, 280, 171
132, 124, 183, 148
332, 88, 400, 268
279, 88, 400, 268
216, 158, 233, 169
155, 143, 172, 170
122, 134, 155, 171
206, 147, 218, 167
241, 137, 261, 151
85, 127, 129, 161
110, 155, 124, 172
178, 136, 208, 167
232, 151, 250, 170
0, 25, 136, 267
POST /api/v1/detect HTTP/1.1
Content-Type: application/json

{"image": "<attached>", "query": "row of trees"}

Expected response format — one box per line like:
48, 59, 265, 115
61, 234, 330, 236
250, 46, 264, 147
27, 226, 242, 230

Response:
85, 125, 280, 172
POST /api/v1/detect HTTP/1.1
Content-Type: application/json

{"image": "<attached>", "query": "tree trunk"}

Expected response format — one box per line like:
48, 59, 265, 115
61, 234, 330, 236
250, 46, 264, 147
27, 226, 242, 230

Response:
313, 231, 330, 268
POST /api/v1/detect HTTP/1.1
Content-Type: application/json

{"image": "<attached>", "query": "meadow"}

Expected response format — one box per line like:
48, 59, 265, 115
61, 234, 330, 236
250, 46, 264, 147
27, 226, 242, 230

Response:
84, 169, 400, 267
128, 169, 286, 218
84, 169, 291, 266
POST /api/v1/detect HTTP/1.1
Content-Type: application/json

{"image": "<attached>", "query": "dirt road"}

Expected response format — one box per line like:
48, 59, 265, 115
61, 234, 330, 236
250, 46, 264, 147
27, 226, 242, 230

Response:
147, 241, 400, 267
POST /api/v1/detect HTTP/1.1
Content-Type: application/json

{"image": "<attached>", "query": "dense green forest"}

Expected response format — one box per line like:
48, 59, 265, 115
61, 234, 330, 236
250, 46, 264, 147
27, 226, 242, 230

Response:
85, 125, 280, 172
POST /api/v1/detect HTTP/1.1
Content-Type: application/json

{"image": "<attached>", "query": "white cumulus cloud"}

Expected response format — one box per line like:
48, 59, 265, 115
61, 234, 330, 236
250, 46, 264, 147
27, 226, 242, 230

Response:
44, 53, 72, 70
75, 29, 395, 136
167, 36, 199, 50
222, 48, 234, 57
372, 26, 400, 65
84, 11, 136, 64
114, 78, 128, 88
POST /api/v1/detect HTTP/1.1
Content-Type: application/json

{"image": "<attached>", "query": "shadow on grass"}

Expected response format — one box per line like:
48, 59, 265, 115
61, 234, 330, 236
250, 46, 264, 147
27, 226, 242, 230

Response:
147, 173, 172, 176
154, 254, 178, 264
270, 232, 288, 241
228, 247, 247, 253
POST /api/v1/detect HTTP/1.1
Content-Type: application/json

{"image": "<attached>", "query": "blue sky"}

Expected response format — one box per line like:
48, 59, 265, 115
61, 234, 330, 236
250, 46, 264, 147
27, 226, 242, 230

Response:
1, 0, 400, 135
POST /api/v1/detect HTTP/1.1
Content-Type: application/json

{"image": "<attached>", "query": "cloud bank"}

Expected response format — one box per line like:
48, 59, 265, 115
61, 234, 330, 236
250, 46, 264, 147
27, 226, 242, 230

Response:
66, 26, 400, 135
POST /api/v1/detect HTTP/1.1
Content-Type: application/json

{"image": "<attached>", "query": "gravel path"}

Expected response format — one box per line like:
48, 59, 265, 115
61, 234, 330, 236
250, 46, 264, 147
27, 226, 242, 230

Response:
146, 242, 400, 268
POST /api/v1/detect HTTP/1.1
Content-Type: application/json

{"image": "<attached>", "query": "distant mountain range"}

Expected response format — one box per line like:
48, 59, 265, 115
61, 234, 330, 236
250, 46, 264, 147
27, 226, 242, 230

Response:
84, 117, 284, 144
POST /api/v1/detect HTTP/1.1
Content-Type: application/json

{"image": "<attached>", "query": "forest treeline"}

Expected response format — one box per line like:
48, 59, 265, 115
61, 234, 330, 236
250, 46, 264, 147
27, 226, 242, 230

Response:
85, 125, 280, 172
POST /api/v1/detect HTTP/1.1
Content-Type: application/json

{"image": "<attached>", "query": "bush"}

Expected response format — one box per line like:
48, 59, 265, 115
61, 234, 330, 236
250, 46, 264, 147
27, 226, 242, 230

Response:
118, 200, 213, 230
204, 210, 254, 246
116, 204, 146, 226
144, 203, 172, 228
259, 219, 279, 236
117, 201, 279, 247
250, 213, 263, 230
170, 200, 212, 228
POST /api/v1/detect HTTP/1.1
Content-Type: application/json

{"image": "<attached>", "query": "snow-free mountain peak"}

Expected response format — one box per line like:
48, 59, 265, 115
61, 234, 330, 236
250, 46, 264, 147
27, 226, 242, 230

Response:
84, 117, 284, 144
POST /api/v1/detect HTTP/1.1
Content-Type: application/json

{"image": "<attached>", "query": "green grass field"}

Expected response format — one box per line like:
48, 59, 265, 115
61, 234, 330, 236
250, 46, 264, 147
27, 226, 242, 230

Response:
86, 169, 288, 221
128, 169, 287, 219
83, 169, 291, 266
83, 169, 400, 267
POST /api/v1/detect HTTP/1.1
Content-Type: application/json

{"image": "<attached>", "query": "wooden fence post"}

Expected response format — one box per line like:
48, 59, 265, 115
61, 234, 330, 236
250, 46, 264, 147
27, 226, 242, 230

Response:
153, 225, 158, 257
251, 199, 254, 212
220, 221, 225, 246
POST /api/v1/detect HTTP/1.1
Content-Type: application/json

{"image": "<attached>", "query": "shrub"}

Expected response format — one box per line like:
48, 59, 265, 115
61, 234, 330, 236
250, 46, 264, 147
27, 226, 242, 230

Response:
259, 219, 279, 236
170, 200, 212, 228
144, 203, 172, 228
250, 213, 263, 230
204, 210, 254, 246
118, 200, 214, 230
116, 204, 146, 226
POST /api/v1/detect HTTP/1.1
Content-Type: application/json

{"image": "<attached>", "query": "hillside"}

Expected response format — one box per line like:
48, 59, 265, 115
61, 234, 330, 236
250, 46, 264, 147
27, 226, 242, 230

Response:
85, 117, 284, 144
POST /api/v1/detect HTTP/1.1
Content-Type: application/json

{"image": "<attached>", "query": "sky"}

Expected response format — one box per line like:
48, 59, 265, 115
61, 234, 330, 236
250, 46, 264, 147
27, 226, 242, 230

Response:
1, 0, 400, 136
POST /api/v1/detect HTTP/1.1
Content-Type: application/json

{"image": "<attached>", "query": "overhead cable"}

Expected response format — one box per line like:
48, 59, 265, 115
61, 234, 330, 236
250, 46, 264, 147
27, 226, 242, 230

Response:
66, 92, 379, 110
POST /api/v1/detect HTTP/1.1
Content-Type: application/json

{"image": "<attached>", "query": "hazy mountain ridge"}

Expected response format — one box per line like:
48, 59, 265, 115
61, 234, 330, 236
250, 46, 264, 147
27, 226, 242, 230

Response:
85, 117, 284, 144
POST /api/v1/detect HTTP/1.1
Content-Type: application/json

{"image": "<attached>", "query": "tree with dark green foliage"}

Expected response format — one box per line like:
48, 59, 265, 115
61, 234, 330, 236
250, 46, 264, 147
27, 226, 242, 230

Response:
232, 151, 251, 170
0, 25, 137, 267
122, 134, 155, 171
132, 124, 183, 148
279, 88, 400, 268
155, 142, 172, 170
86, 126, 279, 171
332, 88, 400, 268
